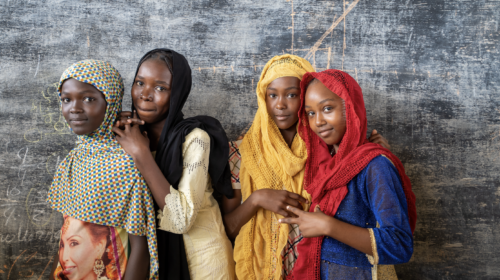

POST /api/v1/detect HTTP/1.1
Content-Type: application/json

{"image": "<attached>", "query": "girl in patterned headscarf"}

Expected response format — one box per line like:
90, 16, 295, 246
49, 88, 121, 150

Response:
47, 60, 158, 280
223, 55, 392, 279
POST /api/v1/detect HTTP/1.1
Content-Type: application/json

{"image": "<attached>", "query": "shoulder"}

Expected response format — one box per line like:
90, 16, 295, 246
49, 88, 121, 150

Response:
185, 127, 210, 143
366, 155, 395, 170
182, 128, 211, 155
358, 155, 399, 181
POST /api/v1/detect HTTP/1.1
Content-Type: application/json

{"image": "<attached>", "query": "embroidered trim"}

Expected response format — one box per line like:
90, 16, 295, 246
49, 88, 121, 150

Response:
267, 57, 305, 71
366, 228, 379, 265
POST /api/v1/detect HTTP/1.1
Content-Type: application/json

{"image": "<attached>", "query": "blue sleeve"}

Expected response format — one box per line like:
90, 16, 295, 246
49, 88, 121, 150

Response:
365, 156, 413, 265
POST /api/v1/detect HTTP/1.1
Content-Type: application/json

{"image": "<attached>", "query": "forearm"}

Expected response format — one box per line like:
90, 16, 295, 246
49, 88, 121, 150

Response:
223, 193, 261, 239
132, 151, 170, 209
325, 218, 373, 256
124, 234, 150, 280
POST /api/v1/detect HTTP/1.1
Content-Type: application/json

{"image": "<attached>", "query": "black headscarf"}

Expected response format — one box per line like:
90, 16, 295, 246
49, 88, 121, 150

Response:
133, 48, 234, 280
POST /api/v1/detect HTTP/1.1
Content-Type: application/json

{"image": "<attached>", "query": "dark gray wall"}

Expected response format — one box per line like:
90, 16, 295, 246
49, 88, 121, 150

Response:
1, 0, 499, 279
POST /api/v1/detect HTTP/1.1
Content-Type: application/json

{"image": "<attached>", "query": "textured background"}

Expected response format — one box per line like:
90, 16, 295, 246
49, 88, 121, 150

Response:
1, 0, 499, 279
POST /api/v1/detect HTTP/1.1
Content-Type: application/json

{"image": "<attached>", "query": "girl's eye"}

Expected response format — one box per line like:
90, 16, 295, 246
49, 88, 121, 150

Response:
306, 111, 315, 117
287, 93, 297, 98
84, 97, 94, 102
69, 241, 78, 247
135, 81, 144, 87
323, 106, 332, 112
61, 98, 70, 103
155, 86, 166, 91
269, 94, 277, 98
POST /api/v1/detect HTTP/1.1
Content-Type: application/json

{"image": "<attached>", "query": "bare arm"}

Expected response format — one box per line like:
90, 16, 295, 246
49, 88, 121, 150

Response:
124, 234, 150, 280
222, 189, 308, 239
280, 205, 372, 255
113, 122, 171, 209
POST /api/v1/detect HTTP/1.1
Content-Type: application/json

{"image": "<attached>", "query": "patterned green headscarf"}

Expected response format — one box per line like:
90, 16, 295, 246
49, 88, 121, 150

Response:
47, 60, 159, 279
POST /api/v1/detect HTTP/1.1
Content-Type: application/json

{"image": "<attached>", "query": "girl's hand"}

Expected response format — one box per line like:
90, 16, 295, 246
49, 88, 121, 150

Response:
368, 129, 391, 151
252, 189, 308, 217
114, 111, 144, 129
112, 111, 150, 159
279, 205, 334, 238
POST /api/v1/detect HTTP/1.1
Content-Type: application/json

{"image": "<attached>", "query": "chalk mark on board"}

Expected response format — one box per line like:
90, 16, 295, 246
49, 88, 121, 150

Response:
38, 255, 54, 280
7, 249, 26, 279
34, 54, 40, 78
303, 0, 360, 61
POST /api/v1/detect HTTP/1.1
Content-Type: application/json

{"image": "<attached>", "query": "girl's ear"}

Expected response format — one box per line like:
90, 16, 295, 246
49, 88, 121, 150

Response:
95, 237, 108, 258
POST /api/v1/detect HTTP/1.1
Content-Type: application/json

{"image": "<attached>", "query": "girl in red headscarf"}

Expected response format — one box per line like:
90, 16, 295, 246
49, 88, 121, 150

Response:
279, 69, 417, 280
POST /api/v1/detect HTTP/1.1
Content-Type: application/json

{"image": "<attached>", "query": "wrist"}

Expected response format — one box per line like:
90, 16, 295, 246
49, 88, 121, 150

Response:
248, 190, 261, 209
131, 147, 152, 164
323, 216, 338, 237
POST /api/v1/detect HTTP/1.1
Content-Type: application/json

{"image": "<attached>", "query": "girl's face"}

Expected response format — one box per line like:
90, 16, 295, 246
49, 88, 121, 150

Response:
304, 80, 346, 149
265, 77, 301, 130
59, 217, 106, 280
60, 79, 107, 135
131, 59, 172, 125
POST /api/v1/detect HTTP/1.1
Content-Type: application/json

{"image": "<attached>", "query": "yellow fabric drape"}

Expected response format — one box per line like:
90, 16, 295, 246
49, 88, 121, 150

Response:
234, 55, 315, 280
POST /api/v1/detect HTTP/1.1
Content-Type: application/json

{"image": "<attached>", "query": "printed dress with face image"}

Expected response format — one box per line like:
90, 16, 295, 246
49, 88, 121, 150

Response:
54, 216, 128, 280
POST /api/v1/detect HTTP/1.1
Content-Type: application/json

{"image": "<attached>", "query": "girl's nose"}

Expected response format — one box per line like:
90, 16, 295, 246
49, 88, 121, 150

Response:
315, 113, 326, 127
276, 97, 286, 110
140, 85, 154, 101
69, 102, 83, 114
61, 248, 70, 264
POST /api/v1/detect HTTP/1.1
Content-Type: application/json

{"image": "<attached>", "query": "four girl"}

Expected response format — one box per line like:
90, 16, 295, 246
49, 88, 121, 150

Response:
48, 51, 416, 280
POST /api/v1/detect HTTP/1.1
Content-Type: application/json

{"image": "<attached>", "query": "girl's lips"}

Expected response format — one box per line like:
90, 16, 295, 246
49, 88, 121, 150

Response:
69, 120, 87, 126
275, 115, 290, 121
63, 266, 76, 275
135, 105, 156, 112
318, 128, 333, 137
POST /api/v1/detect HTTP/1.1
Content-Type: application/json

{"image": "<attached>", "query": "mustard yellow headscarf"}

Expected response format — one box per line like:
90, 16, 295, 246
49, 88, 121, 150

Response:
234, 55, 315, 280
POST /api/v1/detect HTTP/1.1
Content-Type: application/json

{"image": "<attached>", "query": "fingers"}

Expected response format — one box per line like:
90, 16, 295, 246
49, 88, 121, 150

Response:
288, 192, 308, 204
127, 118, 145, 125
278, 217, 298, 225
133, 110, 138, 119
119, 111, 133, 118
112, 126, 125, 137
124, 122, 131, 133
284, 197, 302, 208
285, 205, 303, 216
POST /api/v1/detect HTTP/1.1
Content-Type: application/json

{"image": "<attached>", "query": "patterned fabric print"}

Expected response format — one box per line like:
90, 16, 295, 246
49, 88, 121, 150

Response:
228, 140, 242, 189
46, 60, 158, 279
281, 223, 303, 277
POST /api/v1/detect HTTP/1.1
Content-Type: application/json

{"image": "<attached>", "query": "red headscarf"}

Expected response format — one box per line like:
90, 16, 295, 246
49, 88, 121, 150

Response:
290, 70, 417, 279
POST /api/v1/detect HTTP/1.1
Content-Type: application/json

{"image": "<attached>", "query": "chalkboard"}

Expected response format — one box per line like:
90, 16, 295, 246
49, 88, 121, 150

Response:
1, 0, 499, 279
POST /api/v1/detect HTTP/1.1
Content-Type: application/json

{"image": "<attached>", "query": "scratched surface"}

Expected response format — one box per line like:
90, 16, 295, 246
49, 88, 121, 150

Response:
1, 0, 499, 279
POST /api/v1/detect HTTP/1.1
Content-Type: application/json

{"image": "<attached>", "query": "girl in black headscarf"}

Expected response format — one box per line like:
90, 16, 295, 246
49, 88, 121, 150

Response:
113, 49, 235, 280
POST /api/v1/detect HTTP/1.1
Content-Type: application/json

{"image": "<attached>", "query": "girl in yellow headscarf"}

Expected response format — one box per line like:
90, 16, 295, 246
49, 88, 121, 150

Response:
222, 55, 390, 279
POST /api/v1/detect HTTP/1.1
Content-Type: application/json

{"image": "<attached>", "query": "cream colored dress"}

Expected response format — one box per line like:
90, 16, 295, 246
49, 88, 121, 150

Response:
157, 128, 235, 280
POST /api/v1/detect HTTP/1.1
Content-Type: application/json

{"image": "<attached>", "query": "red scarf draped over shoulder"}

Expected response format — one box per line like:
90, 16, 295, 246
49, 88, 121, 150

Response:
290, 70, 417, 279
